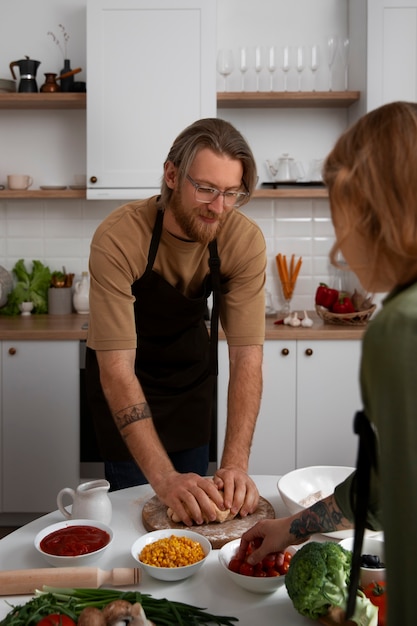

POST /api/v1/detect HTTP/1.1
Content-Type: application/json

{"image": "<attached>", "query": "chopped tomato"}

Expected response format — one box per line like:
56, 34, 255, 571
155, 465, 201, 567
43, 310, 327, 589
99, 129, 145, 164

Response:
37, 616, 76, 626
228, 557, 243, 573
239, 562, 255, 577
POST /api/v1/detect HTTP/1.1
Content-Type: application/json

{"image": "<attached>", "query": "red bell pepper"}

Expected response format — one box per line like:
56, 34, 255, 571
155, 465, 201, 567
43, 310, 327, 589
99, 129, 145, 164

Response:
332, 294, 355, 314
315, 283, 339, 309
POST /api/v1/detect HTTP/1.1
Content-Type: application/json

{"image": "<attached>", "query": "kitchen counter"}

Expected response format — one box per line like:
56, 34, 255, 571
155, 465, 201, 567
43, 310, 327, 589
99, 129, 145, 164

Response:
0, 313, 367, 340
0, 475, 335, 625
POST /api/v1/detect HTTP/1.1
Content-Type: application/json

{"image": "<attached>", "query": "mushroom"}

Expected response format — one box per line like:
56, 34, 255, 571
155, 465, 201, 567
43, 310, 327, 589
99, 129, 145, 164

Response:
102, 600, 154, 625
77, 606, 106, 626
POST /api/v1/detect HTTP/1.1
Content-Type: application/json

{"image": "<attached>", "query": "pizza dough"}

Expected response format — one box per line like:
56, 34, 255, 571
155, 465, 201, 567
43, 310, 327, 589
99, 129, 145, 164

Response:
167, 494, 238, 524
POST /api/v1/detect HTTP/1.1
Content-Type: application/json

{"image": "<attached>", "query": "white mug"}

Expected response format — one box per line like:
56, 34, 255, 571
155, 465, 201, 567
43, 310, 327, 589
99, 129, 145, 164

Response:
7, 174, 33, 190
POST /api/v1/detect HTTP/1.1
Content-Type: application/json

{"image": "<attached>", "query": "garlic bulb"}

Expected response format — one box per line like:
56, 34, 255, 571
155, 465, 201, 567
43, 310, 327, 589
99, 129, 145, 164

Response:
301, 310, 314, 327
289, 312, 301, 327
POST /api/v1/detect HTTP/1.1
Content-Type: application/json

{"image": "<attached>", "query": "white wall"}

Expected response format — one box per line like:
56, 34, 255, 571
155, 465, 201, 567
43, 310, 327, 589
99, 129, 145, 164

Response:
0, 0, 354, 311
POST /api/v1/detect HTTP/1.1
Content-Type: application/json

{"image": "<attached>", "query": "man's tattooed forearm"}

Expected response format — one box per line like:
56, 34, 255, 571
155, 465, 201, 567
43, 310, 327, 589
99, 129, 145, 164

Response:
114, 403, 152, 431
289, 501, 345, 540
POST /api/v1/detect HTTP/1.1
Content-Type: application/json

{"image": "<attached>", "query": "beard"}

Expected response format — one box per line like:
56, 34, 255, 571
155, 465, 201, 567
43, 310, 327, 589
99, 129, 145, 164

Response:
168, 189, 227, 245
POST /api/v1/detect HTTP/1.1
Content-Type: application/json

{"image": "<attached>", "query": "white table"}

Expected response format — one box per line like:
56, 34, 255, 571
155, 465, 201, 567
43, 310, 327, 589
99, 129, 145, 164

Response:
0, 476, 313, 625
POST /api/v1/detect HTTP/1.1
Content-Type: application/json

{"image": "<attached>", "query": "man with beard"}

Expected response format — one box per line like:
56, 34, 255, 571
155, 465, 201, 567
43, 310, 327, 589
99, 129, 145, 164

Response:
86, 118, 266, 526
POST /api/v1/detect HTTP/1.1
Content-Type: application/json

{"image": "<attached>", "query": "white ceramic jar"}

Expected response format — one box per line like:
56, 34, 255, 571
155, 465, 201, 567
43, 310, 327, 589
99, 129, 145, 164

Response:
73, 271, 89, 314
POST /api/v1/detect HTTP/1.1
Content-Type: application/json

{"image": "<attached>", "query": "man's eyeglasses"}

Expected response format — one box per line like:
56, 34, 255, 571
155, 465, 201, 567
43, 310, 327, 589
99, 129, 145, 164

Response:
186, 174, 249, 209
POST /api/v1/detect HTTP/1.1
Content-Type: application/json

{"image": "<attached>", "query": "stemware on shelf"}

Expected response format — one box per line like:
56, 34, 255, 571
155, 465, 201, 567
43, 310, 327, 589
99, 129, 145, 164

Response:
327, 35, 338, 91
217, 48, 234, 92
254, 45, 264, 91
267, 45, 278, 91
295, 45, 306, 91
309, 44, 320, 91
341, 38, 350, 90
280, 45, 291, 92
238, 46, 249, 91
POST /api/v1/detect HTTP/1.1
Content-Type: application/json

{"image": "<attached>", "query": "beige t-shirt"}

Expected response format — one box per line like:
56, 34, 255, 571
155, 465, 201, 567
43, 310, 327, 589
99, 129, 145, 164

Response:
87, 197, 266, 350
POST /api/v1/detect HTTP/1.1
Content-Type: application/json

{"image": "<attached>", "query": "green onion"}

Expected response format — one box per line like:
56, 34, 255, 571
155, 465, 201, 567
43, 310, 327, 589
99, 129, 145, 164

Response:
0, 587, 239, 625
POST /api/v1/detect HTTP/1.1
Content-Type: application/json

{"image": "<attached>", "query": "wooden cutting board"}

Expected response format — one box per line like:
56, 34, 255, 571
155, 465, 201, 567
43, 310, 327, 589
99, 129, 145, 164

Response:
142, 495, 275, 549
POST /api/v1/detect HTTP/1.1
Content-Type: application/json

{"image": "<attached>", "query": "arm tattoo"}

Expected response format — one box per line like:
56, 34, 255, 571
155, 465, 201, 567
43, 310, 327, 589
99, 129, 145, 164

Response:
114, 403, 152, 431
289, 501, 345, 541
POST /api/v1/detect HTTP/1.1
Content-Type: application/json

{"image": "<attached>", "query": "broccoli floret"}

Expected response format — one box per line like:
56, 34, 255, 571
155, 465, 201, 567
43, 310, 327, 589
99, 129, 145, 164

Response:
285, 542, 378, 626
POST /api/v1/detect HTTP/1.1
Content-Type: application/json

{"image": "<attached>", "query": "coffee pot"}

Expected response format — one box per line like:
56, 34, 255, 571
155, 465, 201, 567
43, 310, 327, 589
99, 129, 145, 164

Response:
9, 56, 41, 93
266, 153, 305, 183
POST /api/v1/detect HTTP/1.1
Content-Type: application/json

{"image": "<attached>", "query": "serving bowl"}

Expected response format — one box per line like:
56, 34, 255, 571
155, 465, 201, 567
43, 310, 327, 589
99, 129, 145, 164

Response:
339, 535, 385, 587
278, 465, 354, 515
34, 519, 113, 567
131, 529, 211, 581
218, 539, 289, 594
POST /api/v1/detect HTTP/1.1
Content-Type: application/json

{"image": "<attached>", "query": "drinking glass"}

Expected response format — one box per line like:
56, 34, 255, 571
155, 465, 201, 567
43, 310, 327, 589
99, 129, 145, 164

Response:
295, 45, 305, 91
309, 44, 320, 91
267, 45, 278, 91
238, 46, 249, 91
280, 45, 291, 91
327, 35, 338, 91
217, 49, 234, 92
341, 38, 350, 90
254, 45, 264, 91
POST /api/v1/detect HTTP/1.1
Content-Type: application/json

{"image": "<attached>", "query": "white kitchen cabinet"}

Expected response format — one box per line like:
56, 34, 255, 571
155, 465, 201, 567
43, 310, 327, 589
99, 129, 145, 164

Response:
86, 0, 216, 199
217, 341, 297, 476
367, 0, 417, 110
217, 339, 362, 475
1, 341, 80, 513
296, 340, 361, 468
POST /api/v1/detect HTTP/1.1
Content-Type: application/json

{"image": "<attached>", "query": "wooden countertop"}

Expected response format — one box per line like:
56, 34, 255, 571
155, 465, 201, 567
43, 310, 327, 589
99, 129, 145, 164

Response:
0, 312, 367, 341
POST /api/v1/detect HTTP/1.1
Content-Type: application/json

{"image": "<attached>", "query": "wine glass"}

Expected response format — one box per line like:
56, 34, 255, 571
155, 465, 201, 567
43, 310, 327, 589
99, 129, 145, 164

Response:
254, 45, 264, 91
280, 45, 291, 91
295, 45, 305, 91
309, 44, 320, 91
217, 49, 234, 92
267, 45, 278, 91
327, 35, 338, 91
340, 38, 350, 90
238, 47, 249, 91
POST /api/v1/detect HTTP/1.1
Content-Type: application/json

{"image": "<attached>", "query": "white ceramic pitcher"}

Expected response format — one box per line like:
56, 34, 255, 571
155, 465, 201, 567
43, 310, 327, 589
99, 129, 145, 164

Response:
57, 479, 112, 524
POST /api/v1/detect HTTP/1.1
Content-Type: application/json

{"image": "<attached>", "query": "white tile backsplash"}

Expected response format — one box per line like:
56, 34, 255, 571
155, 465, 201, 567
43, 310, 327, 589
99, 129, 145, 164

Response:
0, 196, 337, 313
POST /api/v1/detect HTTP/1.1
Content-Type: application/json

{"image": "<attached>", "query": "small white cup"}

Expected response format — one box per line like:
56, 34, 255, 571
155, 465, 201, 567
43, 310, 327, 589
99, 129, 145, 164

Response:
7, 174, 33, 190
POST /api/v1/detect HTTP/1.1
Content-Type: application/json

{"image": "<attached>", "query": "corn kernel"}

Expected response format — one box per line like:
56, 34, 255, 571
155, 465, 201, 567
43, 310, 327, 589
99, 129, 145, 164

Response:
139, 535, 205, 568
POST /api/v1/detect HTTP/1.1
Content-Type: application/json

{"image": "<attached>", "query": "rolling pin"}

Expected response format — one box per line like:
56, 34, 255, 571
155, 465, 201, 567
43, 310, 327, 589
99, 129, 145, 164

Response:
0, 566, 141, 595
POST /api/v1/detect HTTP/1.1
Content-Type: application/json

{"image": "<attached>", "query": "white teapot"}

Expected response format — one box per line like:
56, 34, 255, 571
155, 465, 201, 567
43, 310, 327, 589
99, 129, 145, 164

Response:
266, 153, 304, 182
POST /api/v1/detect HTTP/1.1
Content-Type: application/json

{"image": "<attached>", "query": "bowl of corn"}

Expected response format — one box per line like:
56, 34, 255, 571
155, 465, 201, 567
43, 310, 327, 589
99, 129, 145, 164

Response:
131, 529, 211, 581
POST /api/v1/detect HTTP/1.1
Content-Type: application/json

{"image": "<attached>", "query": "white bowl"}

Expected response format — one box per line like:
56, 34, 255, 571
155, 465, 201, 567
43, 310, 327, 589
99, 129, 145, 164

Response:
218, 539, 289, 594
339, 535, 385, 587
34, 519, 113, 567
131, 529, 211, 581
278, 465, 355, 515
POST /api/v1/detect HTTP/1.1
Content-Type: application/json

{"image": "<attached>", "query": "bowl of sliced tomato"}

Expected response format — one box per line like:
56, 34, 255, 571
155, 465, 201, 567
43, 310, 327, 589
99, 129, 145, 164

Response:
218, 538, 295, 594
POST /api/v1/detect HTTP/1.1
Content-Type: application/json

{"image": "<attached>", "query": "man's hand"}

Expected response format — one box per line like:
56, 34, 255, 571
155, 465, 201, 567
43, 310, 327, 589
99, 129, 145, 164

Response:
153, 472, 228, 526
213, 467, 259, 517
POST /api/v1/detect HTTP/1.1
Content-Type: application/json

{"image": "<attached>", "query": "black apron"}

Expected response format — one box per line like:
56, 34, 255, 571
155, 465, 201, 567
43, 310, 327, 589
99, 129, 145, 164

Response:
86, 208, 220, 461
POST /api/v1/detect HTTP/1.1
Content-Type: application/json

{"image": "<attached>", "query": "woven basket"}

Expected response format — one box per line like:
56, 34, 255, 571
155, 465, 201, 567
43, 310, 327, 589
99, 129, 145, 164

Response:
315, 304, 376, 326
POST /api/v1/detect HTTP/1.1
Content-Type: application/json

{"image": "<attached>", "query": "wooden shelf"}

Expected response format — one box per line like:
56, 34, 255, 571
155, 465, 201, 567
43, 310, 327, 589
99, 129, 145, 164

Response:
0, 189, 86, 199
0, 90, 359, 111
217, 90, 360, 108
253, 186, 327, 199
0, 93, 86, 110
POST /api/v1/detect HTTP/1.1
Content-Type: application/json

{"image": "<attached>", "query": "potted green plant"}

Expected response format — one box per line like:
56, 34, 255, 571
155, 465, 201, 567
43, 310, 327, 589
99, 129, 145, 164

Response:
0, 259, 51, 316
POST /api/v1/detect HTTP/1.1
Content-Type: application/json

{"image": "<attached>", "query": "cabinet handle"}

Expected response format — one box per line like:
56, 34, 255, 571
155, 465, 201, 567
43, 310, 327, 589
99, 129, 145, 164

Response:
305, 348, 313, 356
281, 348, 290, 356
90, 176, 97, 184
8, 347, 16, 356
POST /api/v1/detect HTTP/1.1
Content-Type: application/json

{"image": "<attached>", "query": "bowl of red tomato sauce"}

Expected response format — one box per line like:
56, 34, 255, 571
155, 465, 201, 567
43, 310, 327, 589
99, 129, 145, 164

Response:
218, 538, 296, 594
34, 519, 113, 567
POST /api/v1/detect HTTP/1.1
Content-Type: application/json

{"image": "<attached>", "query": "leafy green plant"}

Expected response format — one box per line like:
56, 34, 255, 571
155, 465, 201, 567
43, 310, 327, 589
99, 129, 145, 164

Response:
0, 259, 51, 316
